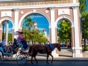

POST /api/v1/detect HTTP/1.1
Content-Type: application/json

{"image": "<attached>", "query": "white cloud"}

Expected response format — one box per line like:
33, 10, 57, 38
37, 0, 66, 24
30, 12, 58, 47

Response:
38, 28, 45, 30
30, 15, 43, 18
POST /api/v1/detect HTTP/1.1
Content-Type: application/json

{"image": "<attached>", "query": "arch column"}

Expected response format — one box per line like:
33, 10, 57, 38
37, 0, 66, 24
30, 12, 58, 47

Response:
73, 0, 77, 3
50, 7, 56, 43
0, 28, 2, 41
50, 7, 58, 57
13, 8, 19, 39
71, 25, 75, 57
6, 21, 9, 45
72, 6, 83, 57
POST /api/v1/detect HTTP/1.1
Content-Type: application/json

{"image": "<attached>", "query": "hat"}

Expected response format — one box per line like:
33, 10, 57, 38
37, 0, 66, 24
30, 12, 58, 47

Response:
19, 32, 23, 34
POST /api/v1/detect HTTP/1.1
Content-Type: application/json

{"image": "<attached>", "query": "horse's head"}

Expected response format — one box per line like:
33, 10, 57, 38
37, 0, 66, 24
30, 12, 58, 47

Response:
52, 43, 61, 51
54, 43, 61, 51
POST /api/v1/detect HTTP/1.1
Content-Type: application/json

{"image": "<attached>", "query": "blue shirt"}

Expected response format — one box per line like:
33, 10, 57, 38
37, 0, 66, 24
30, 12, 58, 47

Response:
1, 41, 6, 46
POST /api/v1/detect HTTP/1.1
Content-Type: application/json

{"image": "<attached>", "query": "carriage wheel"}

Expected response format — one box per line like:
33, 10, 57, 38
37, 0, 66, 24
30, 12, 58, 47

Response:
16, 54, 27, 65
0, 52, 4, 63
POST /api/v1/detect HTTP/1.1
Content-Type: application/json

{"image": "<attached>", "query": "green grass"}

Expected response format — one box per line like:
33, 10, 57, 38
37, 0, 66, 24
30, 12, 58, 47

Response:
82, 44, 88, 51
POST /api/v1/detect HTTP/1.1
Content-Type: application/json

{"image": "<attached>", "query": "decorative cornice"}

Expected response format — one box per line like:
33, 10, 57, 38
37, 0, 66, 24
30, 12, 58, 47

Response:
0, 0, 72, 6
49, 7, 55, 10
0, 3, 79, 10
72, 6, 79, 9
12, 8, 19, 11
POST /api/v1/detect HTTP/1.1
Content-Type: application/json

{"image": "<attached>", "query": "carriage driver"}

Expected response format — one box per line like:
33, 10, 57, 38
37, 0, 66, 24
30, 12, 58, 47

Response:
16, 31, 23, 50
16, 31, 29, 51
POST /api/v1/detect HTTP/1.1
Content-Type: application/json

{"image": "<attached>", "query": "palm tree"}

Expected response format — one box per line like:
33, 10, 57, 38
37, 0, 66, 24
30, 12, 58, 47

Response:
25, 17, 34, 30
79, 0, 87, 51
24, 17, 34, 44
79, 0, 86, 15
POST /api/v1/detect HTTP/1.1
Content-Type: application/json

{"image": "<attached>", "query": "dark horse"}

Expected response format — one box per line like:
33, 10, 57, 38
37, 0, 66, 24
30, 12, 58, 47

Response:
28, 43, 61, 64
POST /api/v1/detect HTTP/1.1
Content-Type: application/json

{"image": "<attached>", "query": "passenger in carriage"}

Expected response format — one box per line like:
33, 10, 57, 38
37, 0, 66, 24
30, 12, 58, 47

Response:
1, 38, 10, 52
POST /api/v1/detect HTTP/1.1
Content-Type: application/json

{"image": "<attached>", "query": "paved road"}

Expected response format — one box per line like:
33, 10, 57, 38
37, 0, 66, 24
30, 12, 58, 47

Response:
1, 60, 88, 66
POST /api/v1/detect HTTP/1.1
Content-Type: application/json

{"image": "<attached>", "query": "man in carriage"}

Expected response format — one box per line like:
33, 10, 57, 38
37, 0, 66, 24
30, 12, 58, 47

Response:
0, 38, 10, 52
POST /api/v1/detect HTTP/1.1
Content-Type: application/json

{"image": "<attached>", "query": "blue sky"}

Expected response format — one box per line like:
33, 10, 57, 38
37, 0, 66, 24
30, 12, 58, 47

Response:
3, 21, 13, 33
86, 0, 88, 10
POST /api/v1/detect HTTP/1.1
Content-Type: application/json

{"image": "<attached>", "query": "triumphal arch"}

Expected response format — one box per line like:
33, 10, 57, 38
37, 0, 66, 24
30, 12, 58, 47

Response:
0, 0, 82, 58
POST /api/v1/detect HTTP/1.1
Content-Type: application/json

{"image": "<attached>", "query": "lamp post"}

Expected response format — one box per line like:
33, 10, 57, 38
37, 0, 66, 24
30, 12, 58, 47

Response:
82, 18, 87, 51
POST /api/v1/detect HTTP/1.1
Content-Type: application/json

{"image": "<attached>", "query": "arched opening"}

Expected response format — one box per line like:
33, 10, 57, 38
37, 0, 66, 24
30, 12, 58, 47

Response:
56, 17, 74, 58
2, 20, 13, 44
21, 13, 50, 44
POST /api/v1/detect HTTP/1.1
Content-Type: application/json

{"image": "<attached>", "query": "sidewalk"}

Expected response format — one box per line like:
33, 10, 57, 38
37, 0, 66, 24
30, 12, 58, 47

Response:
3, 48, 88, 61
35, 48, 88, 60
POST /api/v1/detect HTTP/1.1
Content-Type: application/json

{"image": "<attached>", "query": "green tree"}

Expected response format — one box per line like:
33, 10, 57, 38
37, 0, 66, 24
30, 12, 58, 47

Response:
24, 17, 34, 42
2, 33, 12, 42
25, 17, 34, 30
82, 12, 88, 39
8, 33, 12, 42
79, 0, 86, 14
23, 17, 48, 45
57, 20, 71, 45
37, 33, 48, 44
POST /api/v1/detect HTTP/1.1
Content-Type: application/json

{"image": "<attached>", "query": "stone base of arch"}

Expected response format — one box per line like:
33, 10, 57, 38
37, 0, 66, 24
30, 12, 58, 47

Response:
50, 26, 83, 58
72, 47, 83, 58
73, 53, 83, 58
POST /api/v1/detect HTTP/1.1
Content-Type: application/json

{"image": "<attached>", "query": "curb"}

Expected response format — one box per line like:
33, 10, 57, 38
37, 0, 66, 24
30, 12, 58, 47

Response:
3, 58, 88, 61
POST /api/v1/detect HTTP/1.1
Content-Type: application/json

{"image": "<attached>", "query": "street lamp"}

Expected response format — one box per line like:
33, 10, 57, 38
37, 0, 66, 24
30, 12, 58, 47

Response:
82, 18, 87, 51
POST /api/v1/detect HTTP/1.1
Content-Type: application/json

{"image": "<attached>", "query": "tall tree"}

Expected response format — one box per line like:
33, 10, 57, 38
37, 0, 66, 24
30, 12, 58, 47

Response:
23, 17, 48, 45
79, 0, 86, 14
57, 20, 71, 45
25, 17, 34, 30
79, 0, 87, 51
24, 17, 34, 41
82, 12, 88, 39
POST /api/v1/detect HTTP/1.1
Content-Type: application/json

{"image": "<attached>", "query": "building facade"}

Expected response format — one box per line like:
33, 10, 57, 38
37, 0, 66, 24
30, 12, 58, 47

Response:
0, 0, 82, 58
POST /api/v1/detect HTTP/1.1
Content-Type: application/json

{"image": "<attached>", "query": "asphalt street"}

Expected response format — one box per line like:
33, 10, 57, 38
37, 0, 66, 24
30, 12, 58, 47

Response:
0, 60, 88, 66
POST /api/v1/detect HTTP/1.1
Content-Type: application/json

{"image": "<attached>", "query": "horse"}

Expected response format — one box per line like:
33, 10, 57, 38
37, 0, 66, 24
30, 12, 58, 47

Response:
28, 43, 61, 64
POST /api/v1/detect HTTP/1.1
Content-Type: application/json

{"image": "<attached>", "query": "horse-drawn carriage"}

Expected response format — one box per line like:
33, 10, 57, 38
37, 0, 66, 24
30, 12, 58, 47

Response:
0, 40, 61, 65
0, 39, 29, 66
